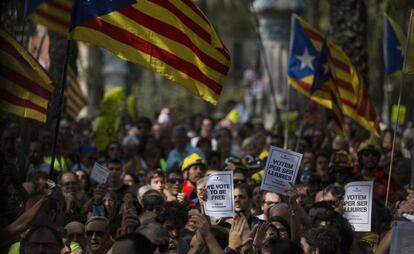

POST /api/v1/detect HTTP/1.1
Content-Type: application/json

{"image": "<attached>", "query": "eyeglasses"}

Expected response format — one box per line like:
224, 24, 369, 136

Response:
85, 230, 105, 237
168, 178, 183, 184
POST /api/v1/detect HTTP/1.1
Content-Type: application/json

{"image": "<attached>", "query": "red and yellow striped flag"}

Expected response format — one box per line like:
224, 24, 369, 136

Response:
66, 67, 86, 119
25, 0, 72, 36
70, 0, 230, 105
0, 27, 55, 122
288, 15, 380, 137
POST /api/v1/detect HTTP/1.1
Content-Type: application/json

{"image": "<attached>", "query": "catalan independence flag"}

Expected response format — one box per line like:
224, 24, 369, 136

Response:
25, 0, 72, 36
69, 0, 230, 105
384, 14, 405, 74
288, 15, 380, 137
65, 67, 86, 119
0, 27, 55, 122
403, 9, 414, 75
310, 38, 345, 137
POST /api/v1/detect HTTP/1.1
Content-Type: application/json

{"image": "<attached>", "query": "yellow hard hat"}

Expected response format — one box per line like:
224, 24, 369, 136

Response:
181, 153, 205, 171
357, 139, 381, 155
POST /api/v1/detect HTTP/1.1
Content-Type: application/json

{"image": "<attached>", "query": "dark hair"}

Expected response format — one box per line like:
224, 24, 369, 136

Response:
112, 233, 155, 254
156, 201, 188, 230
106, 141, 121, 156
310, 211, 353, 254
142, 193, 165, 212
234, 184, 252, 199
262, 238, 304, 254
310, 201, 335, 211
21, 224, 64, 254
75, 169, 91, 192
106, 159, 122, 166
146, 169, 165, 184
136, 117, 153, 129
268, 216, 291, 239
323, 184, 345, 200
196, 137, 212, 148
303, 226, 340, 254
123, 172, 139, 185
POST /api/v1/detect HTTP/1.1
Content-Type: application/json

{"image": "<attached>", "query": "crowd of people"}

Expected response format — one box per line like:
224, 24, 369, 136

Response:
0, 108, 414, 254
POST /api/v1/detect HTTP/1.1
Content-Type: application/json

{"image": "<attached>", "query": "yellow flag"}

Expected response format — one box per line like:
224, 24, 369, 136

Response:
403, 9, 414, 74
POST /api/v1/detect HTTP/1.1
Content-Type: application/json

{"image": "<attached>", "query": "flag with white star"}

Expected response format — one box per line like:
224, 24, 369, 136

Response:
287, 15, 380, 137
288, 19, 318, 80
384, 14, 405, 74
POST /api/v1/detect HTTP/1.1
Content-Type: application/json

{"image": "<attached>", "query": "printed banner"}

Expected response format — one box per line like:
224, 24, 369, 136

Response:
261, 146, 302, 195
343, 181, 373, 232
204, 171, 234, 218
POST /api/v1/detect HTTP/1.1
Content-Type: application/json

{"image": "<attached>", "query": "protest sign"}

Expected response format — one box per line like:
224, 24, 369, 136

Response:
260, 146, 302, 195
204, 171, 234, 217
90, 162, 110, 184
343, 181, 373, 232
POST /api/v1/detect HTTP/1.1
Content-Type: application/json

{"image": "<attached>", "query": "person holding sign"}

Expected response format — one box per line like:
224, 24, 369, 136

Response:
181, 153, 207, 207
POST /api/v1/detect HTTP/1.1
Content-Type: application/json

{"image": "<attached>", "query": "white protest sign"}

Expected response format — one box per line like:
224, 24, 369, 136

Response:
260, 146, 302, 195
343, 181, 373, 232
90, 162, 110, 184
204, 171, 234, 218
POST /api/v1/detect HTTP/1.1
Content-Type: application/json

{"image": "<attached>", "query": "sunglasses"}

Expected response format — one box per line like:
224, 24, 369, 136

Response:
168, 178, 184, 184
85, 230, 105, 237
362, 151, 379, 157
233, 179, 246, 185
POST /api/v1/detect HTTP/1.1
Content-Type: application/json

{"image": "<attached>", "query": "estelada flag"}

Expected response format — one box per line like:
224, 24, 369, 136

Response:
310, 37, 345, 137
25, 0, 72, 36
384, 14, 406, 74
403, 9, 414, 75
69, 0, 230, 105
0, 27, 55, 122
288, 15, 380, 137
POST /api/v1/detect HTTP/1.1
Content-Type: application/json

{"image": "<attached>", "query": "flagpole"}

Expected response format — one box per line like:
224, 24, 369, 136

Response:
251, 5, 280, 122
49, 39, 73, 178
383, 76, 392, 128
284, 14, 298, 150
284, 84, 290, 149
385, 11, 414, 205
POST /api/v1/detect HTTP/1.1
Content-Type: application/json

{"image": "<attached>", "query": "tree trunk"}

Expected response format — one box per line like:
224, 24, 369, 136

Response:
86, 46, 104, 117
329, 0, 368, 86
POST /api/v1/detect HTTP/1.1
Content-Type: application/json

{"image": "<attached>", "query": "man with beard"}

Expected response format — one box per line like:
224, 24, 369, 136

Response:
26, 141, 50, 181
233, 184, 260, 229
84, 216, 111, 254
181, 153, 206, 207
356, 139, 396, 202
58, 171, 85, 222
106, 159, 128, 199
